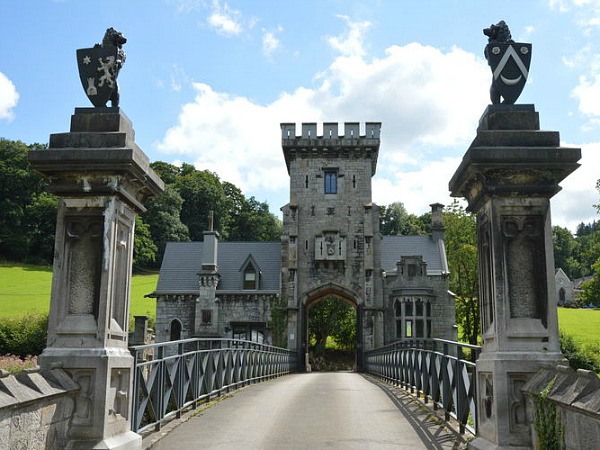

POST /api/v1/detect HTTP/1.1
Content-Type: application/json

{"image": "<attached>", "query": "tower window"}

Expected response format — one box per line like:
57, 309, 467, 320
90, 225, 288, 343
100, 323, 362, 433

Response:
324, 171, 337, 194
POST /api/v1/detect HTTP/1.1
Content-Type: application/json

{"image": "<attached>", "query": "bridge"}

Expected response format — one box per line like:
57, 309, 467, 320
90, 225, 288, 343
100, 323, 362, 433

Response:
130, 338, 477, 449
21, 92, 599, 450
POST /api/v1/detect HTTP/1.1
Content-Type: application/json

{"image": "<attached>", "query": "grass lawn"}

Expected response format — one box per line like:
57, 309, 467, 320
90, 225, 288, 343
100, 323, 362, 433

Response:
0, 263, 158, 321
558, 307, 600, 348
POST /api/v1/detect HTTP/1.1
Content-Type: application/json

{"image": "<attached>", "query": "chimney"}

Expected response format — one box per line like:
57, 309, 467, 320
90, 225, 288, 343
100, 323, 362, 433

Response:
430, 203, 445, 241
202, 211, 219, 272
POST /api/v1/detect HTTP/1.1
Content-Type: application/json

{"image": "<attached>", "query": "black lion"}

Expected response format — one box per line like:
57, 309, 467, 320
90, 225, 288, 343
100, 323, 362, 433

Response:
95, 27, 127, 107
483, 21, 513, 104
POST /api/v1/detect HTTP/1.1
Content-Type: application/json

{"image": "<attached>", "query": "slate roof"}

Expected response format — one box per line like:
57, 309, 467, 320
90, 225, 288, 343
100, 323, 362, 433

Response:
380, 235, 448, 276
153, 241, 282, 295
154, 236, 447, 295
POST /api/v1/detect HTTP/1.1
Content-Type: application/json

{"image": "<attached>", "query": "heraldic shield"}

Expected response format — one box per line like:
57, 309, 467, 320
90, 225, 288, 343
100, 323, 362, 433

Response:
76, 45, 119, 107
487, 42, 532, 104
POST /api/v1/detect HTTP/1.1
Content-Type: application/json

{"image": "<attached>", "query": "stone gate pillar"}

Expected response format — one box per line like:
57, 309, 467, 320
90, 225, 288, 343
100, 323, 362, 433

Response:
449, 105, 580, 449
29, 107, 164, 449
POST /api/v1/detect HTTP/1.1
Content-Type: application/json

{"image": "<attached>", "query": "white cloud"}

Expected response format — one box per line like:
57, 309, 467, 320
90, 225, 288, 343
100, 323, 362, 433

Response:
262, 26, 282, 58
157, 19, 491, 211
572, 74, 600, 115
552, 141, 600, 231
326, 15, 371, 58
0, 72, 19, 121
207, 0, 243, 36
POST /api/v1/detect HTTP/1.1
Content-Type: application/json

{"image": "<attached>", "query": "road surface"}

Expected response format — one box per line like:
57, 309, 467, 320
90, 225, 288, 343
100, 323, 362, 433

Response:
150, 372, 462, 449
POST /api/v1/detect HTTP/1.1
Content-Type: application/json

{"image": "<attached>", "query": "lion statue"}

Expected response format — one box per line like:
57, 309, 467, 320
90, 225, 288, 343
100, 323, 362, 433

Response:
483, 21, 513, 104
95, 27, 127, 107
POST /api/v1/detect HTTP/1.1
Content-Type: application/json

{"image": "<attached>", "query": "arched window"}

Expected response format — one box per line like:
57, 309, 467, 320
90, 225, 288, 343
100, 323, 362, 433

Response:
169, 319, 182, 341
559, 287, 566, 305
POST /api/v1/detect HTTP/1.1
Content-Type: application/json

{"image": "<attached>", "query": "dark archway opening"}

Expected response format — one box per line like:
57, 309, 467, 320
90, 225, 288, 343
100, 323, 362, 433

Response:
306, 295, 357, 372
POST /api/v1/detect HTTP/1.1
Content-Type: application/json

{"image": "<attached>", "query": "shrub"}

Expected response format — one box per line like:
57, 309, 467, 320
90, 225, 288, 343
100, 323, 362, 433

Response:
559, 331, 600, 373
0, 312, 48, 358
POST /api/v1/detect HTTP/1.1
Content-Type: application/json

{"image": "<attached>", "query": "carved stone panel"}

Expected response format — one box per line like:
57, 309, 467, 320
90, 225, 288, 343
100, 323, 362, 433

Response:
478, 215, 494, 334
502, 216, 547, 326
109, 368, 130, 420
508, 374, 528, 433
66, 216, 103, 318
70, 369, 95, 427
110, 216, 131, 334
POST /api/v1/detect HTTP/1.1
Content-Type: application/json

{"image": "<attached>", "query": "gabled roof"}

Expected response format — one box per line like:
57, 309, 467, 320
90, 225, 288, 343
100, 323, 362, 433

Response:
380, 235, 448, 276
153, 241, 281, 295
153, 235, 448, 295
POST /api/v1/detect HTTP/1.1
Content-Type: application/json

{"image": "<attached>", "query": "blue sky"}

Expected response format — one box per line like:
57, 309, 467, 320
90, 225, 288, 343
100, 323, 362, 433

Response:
2, 0, 600, 233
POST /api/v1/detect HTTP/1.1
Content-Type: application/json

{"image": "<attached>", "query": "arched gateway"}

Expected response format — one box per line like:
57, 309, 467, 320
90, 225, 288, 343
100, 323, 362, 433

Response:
152, 122, 457, 370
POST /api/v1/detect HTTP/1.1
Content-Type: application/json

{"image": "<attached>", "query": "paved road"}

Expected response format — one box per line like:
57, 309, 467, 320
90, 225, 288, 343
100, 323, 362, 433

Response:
150, 373, 463, 449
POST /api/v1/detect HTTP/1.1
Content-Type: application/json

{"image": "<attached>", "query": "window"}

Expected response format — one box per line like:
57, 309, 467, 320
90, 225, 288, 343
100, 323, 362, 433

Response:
324, 171, 337, 194
201, 309, 212, 325
395, 297, 432, 339
243, 266, 257, 290
169, 319, 182, 341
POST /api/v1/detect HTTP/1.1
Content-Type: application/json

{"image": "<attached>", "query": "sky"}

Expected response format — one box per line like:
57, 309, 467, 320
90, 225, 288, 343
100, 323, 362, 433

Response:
1, 0, 600, 233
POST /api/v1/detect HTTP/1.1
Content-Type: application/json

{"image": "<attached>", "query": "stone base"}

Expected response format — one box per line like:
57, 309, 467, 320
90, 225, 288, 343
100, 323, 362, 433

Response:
469, 436, 529, 450
68, 430, 142, 449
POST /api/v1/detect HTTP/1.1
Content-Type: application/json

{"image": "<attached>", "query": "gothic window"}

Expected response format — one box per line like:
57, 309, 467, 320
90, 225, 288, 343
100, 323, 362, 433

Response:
394, 297, 432, 339
169, 319, 182, 341
324, 170, 337, 194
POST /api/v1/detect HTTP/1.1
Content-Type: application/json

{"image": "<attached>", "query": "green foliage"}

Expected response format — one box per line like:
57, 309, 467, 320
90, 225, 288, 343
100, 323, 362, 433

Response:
532, 376, 564, 450
133, 216, 158, 267
268, 296, 287, 348
559, 330, 600, 372
141, 185, 190, 267
0, 312, 48, 357
379, 202, 430, 235
0, 139, 56, 264
444, 200, 479, 345
308, 297, 356, 353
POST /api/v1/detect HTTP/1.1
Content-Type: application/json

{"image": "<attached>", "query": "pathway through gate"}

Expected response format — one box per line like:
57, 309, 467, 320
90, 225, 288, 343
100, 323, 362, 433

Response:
148, 372, 467, 449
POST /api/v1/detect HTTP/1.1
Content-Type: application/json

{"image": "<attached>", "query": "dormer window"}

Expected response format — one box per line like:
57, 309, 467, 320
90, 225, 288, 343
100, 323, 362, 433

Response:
244, 266, 257, 290
324, 170, 337, 194
240, 255, 260, 290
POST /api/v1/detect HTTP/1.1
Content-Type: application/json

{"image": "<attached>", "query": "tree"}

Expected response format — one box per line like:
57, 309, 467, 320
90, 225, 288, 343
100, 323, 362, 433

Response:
552, 226, 582, 279
0, 139, 54, 263
141, 185, 189, 266
133, 216, 158, 268
176, 168, 229, 241
379, 202, 429, 235
308, 297, 356, 353
444, 200, 479, 346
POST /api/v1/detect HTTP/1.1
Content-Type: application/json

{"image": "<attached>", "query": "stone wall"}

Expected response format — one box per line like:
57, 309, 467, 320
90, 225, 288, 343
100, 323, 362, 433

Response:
0, 368, 78, 450
523, 365, 600, 449
155, 295, 197, 342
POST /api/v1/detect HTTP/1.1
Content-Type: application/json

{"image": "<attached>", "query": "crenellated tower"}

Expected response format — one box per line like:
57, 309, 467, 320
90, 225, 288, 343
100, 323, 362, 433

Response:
280, 122, 384, 369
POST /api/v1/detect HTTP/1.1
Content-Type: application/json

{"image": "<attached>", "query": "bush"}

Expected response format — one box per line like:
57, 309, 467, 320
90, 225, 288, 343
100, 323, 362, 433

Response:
0, 312, 48, 358
559, 331, 600, 373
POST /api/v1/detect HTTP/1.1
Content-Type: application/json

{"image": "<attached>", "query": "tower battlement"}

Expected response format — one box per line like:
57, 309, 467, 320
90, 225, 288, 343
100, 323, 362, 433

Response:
280, 122, 381, 175
281, 122, 381, 140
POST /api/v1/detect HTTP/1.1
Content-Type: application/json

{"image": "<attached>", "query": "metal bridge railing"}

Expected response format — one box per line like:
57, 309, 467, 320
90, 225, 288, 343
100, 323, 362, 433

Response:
364, 338, 480, 434
130, 338, 297, 433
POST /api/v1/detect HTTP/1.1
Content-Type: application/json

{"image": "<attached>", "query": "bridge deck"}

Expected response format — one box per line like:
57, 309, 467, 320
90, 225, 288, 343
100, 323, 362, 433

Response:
146, 372, 468, 449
